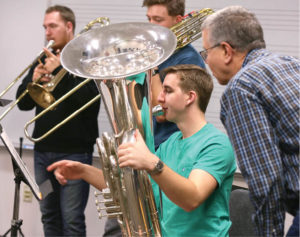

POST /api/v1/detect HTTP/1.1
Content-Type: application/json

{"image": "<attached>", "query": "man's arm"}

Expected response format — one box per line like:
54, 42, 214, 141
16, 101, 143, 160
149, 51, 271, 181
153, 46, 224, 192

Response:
152, 166, 217, 212
221, 88, 286, 236
16, 64, 38, 110
117, 130, 217, 212
47, 160, 106, 191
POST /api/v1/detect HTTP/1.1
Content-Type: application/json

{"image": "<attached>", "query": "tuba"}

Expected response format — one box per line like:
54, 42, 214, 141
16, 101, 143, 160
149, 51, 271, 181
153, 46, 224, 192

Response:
61, 22, 177, 236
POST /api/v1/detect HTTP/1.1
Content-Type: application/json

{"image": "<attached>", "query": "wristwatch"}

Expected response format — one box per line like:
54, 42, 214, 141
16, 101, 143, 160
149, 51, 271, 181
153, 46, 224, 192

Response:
148, 159, 164, 175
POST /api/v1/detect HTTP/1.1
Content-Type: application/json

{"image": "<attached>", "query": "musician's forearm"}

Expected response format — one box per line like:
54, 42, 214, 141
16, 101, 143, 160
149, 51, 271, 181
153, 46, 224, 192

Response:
81, 164, 107, 191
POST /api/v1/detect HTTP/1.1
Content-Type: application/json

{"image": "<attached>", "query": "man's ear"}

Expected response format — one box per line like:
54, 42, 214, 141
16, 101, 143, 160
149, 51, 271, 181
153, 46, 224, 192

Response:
221, 42, 234, 64
186, 91, 197, 106
175, 15, 183, 24
66, 21, 73, 33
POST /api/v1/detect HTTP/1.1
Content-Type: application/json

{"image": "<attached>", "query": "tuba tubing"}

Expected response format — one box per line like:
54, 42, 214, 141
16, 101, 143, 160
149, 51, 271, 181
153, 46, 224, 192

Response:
91, 10, 214, 235
95, 75, 161, 236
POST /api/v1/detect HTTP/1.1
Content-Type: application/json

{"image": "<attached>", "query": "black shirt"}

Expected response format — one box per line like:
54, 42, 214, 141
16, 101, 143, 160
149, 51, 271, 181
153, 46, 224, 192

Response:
16, 56, 100, 153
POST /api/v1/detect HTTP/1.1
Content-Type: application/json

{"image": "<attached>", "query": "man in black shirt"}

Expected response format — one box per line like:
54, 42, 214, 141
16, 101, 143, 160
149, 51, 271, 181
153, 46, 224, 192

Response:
16, 5, 100, 237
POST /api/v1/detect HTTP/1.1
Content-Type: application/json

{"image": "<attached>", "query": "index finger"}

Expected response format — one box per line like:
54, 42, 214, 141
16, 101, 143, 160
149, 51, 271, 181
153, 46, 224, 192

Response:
43, 47, 55, 58
47, 160, 68, 171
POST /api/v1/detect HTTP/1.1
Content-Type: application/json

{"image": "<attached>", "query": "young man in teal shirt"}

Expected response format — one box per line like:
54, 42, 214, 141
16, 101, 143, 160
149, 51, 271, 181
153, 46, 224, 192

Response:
48, 65, 236, 236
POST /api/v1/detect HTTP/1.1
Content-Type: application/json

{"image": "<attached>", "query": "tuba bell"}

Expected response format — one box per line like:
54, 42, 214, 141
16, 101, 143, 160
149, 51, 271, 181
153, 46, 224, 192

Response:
60, 22, 177, 236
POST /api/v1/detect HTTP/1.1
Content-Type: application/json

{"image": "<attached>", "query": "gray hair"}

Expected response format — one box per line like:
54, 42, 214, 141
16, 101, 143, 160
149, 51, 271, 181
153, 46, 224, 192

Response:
201, 6, 265, 52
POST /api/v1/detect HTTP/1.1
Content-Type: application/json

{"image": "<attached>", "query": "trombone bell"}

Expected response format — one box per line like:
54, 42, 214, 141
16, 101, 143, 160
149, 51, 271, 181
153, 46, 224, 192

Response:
27, 83, 55, 110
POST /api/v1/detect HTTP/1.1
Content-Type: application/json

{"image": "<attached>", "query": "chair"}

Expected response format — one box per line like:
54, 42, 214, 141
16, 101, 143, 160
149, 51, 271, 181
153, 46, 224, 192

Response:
229, 188, 256, 236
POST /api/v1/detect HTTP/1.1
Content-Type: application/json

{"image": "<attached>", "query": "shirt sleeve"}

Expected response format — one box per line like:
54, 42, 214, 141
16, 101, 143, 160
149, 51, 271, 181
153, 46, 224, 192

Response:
193, 135, 235, 187
175, 49, 206, 69
16, 63, 37, 111
221, 86, 285, 236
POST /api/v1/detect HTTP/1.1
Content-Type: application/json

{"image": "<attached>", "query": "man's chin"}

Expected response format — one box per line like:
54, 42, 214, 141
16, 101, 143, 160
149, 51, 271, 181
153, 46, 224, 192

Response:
218, 80, 228, 85
165, 115, 174, 123
215, 76, 229, 85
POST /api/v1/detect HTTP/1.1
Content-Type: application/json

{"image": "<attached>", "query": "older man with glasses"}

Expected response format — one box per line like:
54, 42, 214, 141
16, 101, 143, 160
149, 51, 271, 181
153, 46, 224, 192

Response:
201, 5, 300, 237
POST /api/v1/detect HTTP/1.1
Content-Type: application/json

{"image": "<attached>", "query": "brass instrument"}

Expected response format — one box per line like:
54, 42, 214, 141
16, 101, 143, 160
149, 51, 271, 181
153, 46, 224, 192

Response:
22, 8, 213, 234
172, 8, 214, 50
23, 17, 110, 142
60, 22, 177, 236
0, 40, 55, 121
55, 9, 212, 236
24, 78, 100, 142
23, 7, 213, 142
26, 17, 110, 110
0, 17, 109, 122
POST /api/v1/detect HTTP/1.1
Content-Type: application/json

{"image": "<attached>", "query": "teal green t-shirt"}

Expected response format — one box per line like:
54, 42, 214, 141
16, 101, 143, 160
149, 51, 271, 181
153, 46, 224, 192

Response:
154, 123, 236, 237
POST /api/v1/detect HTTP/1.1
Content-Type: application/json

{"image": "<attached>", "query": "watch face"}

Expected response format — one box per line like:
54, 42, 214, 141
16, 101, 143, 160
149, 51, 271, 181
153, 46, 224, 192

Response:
153, 160, 164, 174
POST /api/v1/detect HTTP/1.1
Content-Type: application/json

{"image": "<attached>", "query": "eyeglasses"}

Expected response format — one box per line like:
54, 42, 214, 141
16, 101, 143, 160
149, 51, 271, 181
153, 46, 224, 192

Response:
199, 43, 221, 61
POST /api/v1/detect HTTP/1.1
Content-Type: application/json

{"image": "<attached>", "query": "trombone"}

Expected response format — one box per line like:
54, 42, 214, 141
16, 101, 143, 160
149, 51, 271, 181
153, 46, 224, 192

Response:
23, 17, 110, 142
0, 40, 55, 121
24, 78, 101, 142
25, 16, 110, 111
0, 17, 110, 122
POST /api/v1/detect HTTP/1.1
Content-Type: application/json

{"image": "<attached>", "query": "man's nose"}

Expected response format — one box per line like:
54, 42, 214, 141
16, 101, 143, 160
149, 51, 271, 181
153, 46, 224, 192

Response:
45, 27, 51, 36
157, 91, 164, 103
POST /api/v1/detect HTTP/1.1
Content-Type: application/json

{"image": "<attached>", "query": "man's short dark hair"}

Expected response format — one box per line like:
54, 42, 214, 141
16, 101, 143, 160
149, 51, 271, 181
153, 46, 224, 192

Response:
46, 5, 76, 33
142, 0, 185, 16
163, 64, 213, 113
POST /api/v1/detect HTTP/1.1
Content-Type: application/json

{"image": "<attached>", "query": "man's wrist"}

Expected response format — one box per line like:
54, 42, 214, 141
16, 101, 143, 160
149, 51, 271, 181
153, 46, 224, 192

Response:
148, 158, 164, 175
